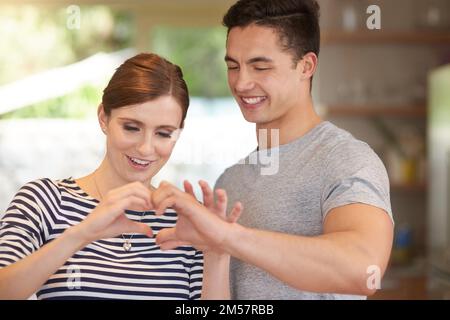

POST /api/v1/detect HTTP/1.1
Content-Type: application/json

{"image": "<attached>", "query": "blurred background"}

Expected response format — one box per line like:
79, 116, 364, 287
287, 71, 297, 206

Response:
0, 0, 449, 299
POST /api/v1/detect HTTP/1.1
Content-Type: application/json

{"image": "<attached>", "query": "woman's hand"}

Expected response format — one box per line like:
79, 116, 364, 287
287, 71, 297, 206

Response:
73, 181, 153, 245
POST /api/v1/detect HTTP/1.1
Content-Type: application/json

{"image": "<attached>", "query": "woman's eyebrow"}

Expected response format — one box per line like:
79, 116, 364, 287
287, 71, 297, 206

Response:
118, 117, 144, 125
119, 118, 178, 130
156, 125, 178, 130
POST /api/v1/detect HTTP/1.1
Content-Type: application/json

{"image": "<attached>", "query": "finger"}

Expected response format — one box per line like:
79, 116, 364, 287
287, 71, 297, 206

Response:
107, 182, 153, 208
155, 227, 177, 245
151, 182, 176, 209
125, 197, 153, 213
228, 202, 243, 223
154, 196, 176, 216
125, 182, 153, 208
122, 221, 153, 238
159, 240, 191, 251
198, 180, 214, 208
102, 196, 149, 221
214, 189, 228, 216
183, 180, 197, 199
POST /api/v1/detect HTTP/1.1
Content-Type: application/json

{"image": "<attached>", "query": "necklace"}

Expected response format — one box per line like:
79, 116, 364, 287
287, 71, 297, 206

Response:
92, 170, 146, 252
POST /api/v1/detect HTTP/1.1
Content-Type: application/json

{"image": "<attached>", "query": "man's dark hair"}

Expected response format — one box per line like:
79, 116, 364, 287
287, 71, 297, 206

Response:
223, 0, 320, 65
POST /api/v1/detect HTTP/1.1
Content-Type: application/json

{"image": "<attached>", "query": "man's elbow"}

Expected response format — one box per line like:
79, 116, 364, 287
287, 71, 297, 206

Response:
358, 281, 378, 297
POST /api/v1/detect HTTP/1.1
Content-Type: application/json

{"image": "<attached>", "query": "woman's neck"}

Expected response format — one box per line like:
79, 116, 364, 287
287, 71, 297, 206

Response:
91, 159, 154, 198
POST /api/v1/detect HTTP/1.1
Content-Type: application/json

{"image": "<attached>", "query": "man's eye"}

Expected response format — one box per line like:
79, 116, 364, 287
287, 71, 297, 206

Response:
227, 65, 239, 70
123, 125, 139, 132
255, 67, 270, 71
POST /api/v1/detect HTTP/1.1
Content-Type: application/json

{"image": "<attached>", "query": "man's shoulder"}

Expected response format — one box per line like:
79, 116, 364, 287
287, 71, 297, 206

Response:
318, 123, 377, 159
215, 162, 244, 190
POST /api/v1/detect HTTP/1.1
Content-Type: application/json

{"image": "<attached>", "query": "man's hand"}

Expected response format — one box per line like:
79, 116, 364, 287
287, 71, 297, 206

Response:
152, 180, 242, 251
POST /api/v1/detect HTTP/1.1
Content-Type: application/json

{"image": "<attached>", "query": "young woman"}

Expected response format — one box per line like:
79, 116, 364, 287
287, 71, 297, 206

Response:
0, 53, 237, 300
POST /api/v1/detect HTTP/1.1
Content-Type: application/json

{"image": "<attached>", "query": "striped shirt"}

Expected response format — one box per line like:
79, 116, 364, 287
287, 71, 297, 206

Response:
0, 178, 203, 300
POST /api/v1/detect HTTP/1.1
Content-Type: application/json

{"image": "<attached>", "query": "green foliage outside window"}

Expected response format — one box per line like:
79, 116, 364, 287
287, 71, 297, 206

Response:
152, 26, 231, 98
1, 6, 230, 119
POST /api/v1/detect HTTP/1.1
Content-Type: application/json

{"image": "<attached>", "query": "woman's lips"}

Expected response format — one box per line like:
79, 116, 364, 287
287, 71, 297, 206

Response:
126, 155, 154, 170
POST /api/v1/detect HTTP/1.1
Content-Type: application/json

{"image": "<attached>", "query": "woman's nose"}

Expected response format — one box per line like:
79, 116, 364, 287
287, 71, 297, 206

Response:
136, 134, 156, 157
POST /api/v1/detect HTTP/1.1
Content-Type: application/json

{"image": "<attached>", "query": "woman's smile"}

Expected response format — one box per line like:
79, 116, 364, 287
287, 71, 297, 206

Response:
126, 154, 155, 170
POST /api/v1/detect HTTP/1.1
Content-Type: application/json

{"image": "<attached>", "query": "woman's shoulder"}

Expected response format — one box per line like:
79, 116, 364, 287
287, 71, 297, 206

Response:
18, 177, 58, 193
15, 177, 84, 202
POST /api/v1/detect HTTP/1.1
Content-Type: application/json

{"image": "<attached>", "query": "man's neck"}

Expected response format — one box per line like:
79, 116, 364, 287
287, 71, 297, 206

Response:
256, 98, 322, 150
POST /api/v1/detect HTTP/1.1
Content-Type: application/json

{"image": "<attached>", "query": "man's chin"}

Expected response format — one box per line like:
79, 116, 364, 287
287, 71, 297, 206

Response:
239, 109, 261, 124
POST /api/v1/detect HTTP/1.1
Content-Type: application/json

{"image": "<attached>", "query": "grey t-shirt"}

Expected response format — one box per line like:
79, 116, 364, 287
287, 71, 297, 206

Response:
215, 121, 393, 300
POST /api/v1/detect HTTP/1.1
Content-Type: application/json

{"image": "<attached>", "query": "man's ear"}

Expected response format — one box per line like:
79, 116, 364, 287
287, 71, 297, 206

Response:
298, 52, 318, 81
98, 104, 108, 134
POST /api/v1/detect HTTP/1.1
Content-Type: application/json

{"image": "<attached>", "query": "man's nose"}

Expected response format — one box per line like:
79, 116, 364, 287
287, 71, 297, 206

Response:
234, 70, 255, 92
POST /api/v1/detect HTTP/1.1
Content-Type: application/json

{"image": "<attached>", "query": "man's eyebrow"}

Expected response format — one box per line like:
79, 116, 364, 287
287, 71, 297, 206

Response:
247, 57, 273, 64
224, 55, 273, 64
225, 55, 237, 63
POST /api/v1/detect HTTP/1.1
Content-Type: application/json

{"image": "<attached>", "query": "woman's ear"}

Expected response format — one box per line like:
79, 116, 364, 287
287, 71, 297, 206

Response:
98, 104, 108, 134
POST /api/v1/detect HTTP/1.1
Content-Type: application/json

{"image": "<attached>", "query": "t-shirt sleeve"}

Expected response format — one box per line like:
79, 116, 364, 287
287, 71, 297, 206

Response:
0, 181, 46, 268
321, 141, 393, 224
214, 171, 227, 192
189, 249, 204, 300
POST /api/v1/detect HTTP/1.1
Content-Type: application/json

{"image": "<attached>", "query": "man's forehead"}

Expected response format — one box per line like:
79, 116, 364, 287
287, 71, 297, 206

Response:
226, 37, 292, 65
227, 25, 278, 44
226, 25, 284, 57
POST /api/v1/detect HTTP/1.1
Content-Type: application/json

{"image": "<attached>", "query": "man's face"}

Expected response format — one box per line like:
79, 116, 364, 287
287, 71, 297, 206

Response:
225, 24, 304, 126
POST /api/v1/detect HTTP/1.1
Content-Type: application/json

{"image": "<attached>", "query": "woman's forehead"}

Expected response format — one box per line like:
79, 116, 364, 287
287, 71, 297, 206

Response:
111, 96, 183, 127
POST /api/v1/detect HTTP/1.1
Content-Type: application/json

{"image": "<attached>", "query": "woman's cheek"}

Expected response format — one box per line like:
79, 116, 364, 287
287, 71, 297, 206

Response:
158, 142, 176, 158
113, 132, 136, 150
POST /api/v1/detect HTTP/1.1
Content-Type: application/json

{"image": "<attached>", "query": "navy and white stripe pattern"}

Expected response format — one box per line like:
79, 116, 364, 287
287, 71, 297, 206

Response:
0, 178, 203, 300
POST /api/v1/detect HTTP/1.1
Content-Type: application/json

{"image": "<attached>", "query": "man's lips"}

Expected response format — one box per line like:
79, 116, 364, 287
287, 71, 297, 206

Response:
240, 96, 268, 109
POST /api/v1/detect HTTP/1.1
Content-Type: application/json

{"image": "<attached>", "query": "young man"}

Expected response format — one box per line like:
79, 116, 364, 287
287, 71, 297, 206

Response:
154, 0, 394, 299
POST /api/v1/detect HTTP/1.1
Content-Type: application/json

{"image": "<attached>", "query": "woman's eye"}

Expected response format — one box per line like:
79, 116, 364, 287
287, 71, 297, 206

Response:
123, 125, 139, 132
157, 132, 172, 138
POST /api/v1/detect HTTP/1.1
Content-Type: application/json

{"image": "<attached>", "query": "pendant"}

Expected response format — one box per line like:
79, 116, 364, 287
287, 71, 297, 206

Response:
123, 241, 132, 252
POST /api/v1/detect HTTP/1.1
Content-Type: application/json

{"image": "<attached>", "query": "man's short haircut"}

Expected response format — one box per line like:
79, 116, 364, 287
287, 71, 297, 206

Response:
223, 0, 321, 66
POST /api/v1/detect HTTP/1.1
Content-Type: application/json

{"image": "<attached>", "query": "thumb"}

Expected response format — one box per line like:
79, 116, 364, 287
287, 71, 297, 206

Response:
155, 227, 177, 245
159, 240, 191, 250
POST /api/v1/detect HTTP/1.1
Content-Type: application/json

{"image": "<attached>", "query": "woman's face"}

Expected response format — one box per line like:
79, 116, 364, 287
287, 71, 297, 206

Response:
99, 95, 183, 185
